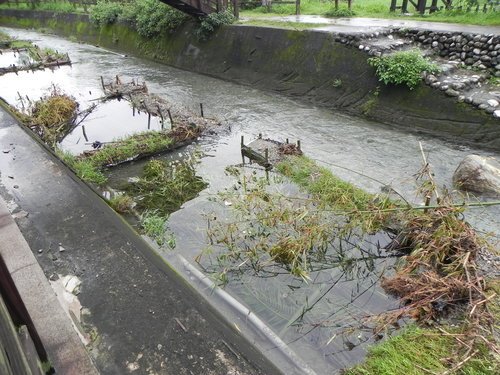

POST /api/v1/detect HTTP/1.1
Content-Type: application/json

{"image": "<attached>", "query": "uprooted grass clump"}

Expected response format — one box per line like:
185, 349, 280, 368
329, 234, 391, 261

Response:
108, 194, 134, 214
127, 158, 208, 217
20, 88, 78, 146
58, 125, 200, 184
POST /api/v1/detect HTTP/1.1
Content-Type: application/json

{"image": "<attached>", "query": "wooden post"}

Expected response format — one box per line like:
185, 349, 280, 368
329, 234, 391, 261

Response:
233, 0, 239, 19
156, 104, 164, 129
390, 0, 397, 11
100, 76, 105, 90
297, 140, 301, 151
347, 0, 352, 10
429, 0, 438, 13
167, 109, 174, 128
417, 0, 426, 14
82, 125, 88, 142
241, 135, 245, 165
335, 0, 339, 10
147, 113, 151, 130
402, 0, 409, 13
200, 103, 204, 117
295, 0, 300, 15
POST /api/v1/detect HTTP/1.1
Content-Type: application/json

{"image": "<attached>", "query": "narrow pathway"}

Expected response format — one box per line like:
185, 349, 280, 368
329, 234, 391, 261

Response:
247, 15, 500, 35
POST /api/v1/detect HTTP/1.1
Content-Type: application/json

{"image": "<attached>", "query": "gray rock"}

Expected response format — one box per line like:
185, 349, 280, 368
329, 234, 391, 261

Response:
451, 82, 465, 90
487, 99, 499, 107
453, 155, 500, 196
425, 74, 438, 84
478, 103, 488, 109
432, 41, 438, 48
457, 95, 465, 102
445, 88, 460, 97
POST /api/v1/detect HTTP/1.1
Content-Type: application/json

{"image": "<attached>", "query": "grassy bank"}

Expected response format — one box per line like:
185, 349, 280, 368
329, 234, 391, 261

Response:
241, 0, 500, 26
1, 0, 498, 25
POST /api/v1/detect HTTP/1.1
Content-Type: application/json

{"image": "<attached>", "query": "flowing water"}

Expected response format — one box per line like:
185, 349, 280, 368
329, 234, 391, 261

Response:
1, 27, 499, 374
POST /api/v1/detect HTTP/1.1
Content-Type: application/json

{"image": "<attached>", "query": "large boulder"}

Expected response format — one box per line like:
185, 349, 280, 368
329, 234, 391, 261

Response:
453, 155, 500, 196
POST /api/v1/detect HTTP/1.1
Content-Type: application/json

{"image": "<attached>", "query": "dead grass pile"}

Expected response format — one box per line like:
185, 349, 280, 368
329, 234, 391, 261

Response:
25, 88, 78, 145
278, 143, 303, 156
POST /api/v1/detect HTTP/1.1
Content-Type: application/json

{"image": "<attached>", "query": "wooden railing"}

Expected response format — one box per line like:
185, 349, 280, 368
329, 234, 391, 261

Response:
239, 0, 301, 15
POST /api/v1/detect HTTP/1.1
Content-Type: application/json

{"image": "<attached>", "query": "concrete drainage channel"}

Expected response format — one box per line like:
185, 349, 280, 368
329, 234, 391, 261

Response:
0, 26, 499, 375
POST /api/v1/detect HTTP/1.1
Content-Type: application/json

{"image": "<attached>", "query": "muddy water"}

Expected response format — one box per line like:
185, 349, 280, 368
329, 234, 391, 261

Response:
1, 27, 499, 374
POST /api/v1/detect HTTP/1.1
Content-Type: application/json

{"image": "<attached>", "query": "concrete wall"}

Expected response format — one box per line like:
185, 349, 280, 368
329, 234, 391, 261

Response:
1, 9, 499, 149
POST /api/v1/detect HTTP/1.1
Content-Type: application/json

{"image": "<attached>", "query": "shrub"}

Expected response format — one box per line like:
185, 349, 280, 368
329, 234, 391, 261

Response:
196, 10, 235, 41
90, 0, 123, 26
368, 50, 440, 90
133, 0, 188, 38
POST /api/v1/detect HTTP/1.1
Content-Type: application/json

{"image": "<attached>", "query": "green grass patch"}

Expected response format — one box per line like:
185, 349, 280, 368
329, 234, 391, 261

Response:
108, 194, 134, 214
276, 155, 394, 231
140, 210, 167, 246
345, 325, 497, 375
240, 0, 500, 26
126, 158, 208, 217
57, 130, 175, 185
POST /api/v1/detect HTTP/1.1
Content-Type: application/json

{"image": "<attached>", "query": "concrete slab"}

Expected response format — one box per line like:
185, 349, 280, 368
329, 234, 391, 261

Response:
0, 196, 98, 375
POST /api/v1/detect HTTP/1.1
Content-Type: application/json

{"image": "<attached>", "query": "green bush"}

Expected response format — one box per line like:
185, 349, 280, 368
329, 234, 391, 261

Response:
90, 0, 187, 36
368, 50, 440, 90
196, 10, 235, 41
133, 0, 188, 38
90, 0, 123, 26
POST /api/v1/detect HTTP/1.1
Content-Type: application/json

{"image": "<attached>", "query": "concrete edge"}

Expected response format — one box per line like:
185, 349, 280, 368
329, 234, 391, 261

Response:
0, 197, 99, 375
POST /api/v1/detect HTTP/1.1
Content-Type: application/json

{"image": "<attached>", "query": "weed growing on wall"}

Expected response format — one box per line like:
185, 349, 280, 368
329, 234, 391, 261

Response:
368, 50, 440, 90
196, 10, 235, 41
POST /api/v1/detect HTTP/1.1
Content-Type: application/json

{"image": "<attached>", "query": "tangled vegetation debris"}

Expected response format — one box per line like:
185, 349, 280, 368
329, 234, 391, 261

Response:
204, 147, 499, 373
0, 32, 71, 76
102, 76, 221, 131
16, 87, 79, 146
127, 158, 208, 217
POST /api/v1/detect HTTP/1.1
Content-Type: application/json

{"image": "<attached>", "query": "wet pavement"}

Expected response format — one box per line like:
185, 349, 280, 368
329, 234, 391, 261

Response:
0, 106, 276, 374
251, 15, 500, 35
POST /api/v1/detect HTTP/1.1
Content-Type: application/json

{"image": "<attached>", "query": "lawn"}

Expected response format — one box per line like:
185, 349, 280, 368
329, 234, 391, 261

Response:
241, 0, 500, 26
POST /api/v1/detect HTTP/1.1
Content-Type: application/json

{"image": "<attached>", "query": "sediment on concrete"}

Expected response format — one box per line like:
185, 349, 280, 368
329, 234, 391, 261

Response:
0, 9, 499, 149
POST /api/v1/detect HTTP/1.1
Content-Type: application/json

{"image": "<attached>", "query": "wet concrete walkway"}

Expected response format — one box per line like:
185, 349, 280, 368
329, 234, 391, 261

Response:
246, 15, 500, 35
0, 105, 277, 375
